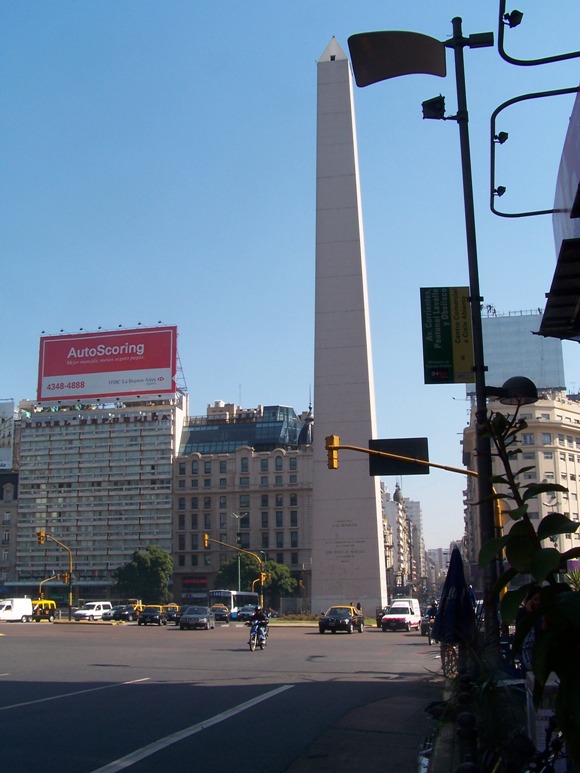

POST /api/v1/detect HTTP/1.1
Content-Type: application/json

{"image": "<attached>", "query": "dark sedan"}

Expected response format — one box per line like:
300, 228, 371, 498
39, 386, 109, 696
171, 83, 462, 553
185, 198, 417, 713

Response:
319, 605, 365, 634
179, 606, 216, 630
137, 606, 167, 626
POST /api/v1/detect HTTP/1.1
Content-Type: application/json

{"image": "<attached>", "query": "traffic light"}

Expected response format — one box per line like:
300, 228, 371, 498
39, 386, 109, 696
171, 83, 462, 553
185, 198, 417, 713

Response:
326, 435, 340, 469
37, 530, 46, 544
203, 533, 209, 548
61, 572, 69, 585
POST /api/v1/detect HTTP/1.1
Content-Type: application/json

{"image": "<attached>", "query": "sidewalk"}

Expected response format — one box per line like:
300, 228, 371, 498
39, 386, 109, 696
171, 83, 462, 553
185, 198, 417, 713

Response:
284, 677, 445, 772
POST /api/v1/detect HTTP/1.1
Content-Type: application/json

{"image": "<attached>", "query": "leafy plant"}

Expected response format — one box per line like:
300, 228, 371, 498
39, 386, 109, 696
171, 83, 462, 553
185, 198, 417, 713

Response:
478, 408, 580, 761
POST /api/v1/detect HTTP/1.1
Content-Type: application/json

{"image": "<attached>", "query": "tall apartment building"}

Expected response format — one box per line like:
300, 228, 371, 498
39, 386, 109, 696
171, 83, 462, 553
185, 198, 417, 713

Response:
12, 395, 186, 601
462, 389, 580, 581
0, 471, 18, 594
172, 402, 313, 604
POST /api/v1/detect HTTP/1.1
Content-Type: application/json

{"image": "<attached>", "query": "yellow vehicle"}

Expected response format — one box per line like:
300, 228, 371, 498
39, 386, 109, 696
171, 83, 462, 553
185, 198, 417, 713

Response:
32, 599, 57, 623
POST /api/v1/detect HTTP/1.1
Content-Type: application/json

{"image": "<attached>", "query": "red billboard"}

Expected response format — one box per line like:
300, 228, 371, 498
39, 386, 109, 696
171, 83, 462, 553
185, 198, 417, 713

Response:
37, 326, 178, 403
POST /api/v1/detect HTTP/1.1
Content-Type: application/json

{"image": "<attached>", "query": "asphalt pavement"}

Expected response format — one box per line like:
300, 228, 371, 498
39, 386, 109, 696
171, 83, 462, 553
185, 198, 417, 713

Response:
283, 674, 444, 772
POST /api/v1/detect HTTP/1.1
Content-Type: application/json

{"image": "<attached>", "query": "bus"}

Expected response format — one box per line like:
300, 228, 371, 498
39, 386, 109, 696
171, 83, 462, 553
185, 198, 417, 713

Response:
208, 590, 259, 620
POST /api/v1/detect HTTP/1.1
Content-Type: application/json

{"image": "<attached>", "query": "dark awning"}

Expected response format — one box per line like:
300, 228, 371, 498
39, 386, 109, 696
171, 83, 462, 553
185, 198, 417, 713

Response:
538, 237, 580, 342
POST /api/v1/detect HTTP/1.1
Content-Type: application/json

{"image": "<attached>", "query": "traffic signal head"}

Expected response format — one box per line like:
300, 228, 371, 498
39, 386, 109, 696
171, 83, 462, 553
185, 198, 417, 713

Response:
37, 530, 46, 544
203, 533, 209, 548
325, 435, 340, 469
62, 572, 69, 584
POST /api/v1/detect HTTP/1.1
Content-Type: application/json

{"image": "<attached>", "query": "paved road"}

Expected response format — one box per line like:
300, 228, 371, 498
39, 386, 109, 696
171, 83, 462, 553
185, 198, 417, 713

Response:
0, 620, 442, 772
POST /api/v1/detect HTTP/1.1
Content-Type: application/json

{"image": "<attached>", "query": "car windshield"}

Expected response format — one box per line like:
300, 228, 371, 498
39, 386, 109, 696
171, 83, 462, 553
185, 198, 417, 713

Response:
186, 607, 207, 615
327, 608, 350, 617
388, 606, 410, 614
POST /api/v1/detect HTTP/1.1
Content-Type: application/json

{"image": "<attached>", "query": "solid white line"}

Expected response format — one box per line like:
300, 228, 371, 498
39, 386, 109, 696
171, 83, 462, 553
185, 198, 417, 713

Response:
92, 684, 294, 772
0, 677, 150, 712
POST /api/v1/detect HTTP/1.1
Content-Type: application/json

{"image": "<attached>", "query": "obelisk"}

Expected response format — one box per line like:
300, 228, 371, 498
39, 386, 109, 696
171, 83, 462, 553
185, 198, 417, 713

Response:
311, 38, 388, 613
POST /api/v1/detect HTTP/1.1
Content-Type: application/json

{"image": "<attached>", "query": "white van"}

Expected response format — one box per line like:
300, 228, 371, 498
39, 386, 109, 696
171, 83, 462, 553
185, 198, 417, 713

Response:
380, 598, 422, 632
73, 601, 112, 621
0, 597, 33, 623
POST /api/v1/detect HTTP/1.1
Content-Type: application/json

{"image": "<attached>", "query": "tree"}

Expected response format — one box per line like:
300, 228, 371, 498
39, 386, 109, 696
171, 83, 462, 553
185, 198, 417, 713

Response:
112, 545, 173, 604
213, 554, 297, 608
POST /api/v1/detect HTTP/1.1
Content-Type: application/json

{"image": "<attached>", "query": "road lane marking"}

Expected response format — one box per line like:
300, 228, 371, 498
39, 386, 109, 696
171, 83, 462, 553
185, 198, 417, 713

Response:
0, 677, 150, 712
92, 684, 294, 772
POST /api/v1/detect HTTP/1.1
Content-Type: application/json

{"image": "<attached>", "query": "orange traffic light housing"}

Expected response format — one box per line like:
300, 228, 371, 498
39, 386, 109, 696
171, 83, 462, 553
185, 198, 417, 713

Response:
325, 435, 340, 469
203, 533, 209, 548
37, 530, 46, 544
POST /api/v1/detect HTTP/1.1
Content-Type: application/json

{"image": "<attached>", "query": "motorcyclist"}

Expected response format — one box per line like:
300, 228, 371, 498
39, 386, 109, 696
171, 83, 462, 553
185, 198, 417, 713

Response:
250, 606, 269, 644
427, 600, 438, 619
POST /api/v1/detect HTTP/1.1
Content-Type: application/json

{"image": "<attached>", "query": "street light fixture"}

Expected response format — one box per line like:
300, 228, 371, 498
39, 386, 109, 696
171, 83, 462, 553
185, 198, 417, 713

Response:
348, 17, 502, 662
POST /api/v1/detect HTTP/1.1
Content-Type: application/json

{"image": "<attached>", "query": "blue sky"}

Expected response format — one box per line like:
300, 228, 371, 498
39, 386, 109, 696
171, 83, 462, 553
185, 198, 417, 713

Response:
1, 1, 579, 549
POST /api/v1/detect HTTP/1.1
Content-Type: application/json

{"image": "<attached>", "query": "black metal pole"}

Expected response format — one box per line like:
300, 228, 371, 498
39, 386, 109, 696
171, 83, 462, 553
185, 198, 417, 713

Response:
448, 17, 500, 663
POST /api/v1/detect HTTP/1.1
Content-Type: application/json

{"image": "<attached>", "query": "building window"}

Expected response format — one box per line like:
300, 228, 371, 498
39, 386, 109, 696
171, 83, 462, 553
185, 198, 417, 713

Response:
191, 554, 198, 567
178, 479, 185, 488
522, 434, 534, 445
178, 534, 185, 551
275, 456, 283, 472
275, 475, 283, 485
219, 460, 227, 473
219, 478, 227, 487
289, 475, 297, 484
178, 513, 185, 530
191, 497, 198, 510
204, 496, 211, 509
191, 534, 199, 550
219, 496, 227, 509
276, 532, 284, 548
204, 555, 212, 567
240, 533, 250, 549
191, 514, 198, 530
261, 494, 269, 507
275, 494, 283, 507
290, 493, 298, 507
240, 495, 250, 509
240, 512, 250, 529
261, 532, 269, 549
241, 457, 249, 473
289, 457, 297, 471
291, 552, 298, 565
191, 460, 199, 474
261, 512, 268, 528
290, 510, 298, 527
219, 512, 227, 528
178, 497, 185, 510
204, 514, 211, 530
191, 479, 199, 488
276, 511, 283, 528
178, 555, 185, 567
178, 462, 186, 475
291, 531, 298, 548
523, 471, 537, 480
276, 552, 284, 564
542, 433, 552, 444
203, 461, 211, 475
261, 459, 268, 472
544, 452, 553, 460
239, 476, 250, 487
260, 476, 268, 485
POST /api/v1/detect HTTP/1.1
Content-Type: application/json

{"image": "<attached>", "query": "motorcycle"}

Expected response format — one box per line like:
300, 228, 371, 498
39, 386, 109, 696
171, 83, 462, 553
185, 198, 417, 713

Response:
247, 619, 269, 651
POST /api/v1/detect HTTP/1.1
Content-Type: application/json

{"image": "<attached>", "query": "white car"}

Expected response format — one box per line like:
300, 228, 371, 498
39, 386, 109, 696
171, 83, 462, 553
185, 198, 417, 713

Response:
381, 598, 422, 632
73, 601, 113, 621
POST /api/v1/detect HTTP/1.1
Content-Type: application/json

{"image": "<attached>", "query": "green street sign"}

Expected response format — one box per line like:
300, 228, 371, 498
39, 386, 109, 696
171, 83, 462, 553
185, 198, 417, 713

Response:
420, 287, 474, 384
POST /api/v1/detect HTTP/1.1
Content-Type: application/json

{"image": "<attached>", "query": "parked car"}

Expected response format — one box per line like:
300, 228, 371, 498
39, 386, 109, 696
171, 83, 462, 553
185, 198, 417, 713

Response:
137, 605, 167, 626
319, 605, 365, 634
102, 605, 126, 621
165, 605, 181, 624
179, 606, 216, 630
103, 604, 138, 622
237, 605, 256, 622
210, 605, 230, 623
74, 601, 113, 621
380, 598, 422, 632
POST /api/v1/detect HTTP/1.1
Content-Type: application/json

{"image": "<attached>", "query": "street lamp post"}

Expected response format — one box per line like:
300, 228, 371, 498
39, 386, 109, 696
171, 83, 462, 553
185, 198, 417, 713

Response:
230, 512, 241, 592
348, 17, 501, 663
